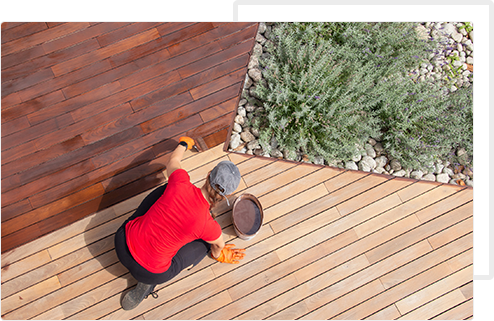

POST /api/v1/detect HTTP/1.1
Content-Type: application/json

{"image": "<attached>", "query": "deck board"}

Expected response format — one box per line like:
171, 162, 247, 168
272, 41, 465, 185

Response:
1, 22, 473, 320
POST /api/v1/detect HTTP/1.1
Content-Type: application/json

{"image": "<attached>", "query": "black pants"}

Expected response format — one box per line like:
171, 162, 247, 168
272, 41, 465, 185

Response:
114, 184, 211, 285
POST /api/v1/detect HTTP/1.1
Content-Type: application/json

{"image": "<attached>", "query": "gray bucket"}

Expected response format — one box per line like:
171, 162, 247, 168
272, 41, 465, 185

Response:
232, 193, 263, 240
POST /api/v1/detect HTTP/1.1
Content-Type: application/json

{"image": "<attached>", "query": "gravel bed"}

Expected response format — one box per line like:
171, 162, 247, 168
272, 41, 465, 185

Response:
229, 22, 473, 187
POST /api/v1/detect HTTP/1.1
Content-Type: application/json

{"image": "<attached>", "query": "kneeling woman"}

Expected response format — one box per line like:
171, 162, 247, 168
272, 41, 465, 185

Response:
114, 137, 246, 310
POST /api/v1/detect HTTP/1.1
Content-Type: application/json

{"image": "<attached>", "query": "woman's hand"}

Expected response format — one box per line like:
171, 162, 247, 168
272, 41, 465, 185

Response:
211, 244, 246, 264
179, 136, 195, 150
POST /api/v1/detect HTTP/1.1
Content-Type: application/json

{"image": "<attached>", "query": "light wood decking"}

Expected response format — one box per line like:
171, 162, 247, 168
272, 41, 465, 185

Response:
1, 144, 473, 320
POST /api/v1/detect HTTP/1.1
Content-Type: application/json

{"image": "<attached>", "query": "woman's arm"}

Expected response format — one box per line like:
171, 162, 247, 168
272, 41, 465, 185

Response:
166, 137, 195, 178
207, 235, 226, 259
166, 143, 187, 178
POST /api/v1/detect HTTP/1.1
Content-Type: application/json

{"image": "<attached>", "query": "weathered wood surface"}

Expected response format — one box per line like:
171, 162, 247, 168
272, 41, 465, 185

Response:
1, 144, 473, 320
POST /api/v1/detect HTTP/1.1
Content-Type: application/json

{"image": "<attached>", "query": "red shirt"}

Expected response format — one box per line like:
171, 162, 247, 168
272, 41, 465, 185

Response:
125, 169, 222, 273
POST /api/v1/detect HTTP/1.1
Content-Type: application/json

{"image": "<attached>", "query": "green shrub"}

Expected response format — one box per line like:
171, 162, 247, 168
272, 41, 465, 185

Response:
253, 22, 473, 169
376, 77, 473, 169
254, 24, 380, 161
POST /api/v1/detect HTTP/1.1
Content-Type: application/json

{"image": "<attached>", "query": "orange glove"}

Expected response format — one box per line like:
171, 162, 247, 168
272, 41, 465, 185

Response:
179, 136, 195, 150
212, 244, 246, 264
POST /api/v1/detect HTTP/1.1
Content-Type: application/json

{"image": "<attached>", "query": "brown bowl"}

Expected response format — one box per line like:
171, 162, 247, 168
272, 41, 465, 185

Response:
232, 193, 264, 240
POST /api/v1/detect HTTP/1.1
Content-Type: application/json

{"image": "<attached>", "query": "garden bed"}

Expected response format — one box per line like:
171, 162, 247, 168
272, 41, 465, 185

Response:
229, 22, 473, 187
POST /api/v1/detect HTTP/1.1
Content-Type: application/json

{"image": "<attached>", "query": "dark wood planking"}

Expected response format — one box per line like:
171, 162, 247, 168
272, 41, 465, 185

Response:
1, 22, 257, 253
2, 22, 91, 56
1, 22, 48, 44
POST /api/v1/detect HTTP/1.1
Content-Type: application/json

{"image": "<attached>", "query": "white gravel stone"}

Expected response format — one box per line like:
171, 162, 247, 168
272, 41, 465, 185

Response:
410, 170, 424, 179
313, 156, 325, 165
360, 156, 377, 170
434, 163, 445, 174
422, 173, 436, 181
270, 148, 283, 158
345, 161, 359, 171
237, 106, 246, 117
258, 22, 267, 34
247, 139, 260, 150
229, 133, 241, 149
373, 142, 384, 155
352, 153, 362, 162
436, 173, 451, 183
451, 31, 463, 43
375, 156, 388, 169
243, 74, 253, 89
245, 103, 256, 112
390, 159, 402, 171
240, 131, 255, 142
234, 115, 245, 125
443, 167, 454, 176
393, 170, 406, 177
256, 33, 267, 45
365, 144, 376, 158
233, 123, 242, 133
248, 55, 259, 69
248, 68, 263, 82
253, 43, 263, 57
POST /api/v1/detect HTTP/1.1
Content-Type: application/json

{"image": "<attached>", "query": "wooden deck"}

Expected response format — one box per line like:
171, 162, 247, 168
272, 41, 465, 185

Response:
1, 22, 258, 253
2, 21, 473, 320
1, 144, 473, 319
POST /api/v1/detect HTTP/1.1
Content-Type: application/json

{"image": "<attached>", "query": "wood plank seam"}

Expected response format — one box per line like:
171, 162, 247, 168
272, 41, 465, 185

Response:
1, 234, 116, 302
0, 126, 220, 244
143, 226, 466, 318
246, 196, 470, 318
0, 149, 234, 314
8, 261, 127, 320
427, 214, 473, 244
0, 24, 251, 152
197, 184, 440, 316
0, 159, 456, 268
1, 208, 131, 282
333, 245, 473, 320
396, 265, 472, 319
356, 187, 469, 243
350, 235, 472, 320
267, 177, 399, 235
1, 85, 229, 190
135, 174, 356, 316
430, 297, 473, 320
362, 201, 472, 267
292, 243, 431, 320
227, 238, 426, 320
0, 23, 258, 252
0, 178, 470, 318
1, 68, 243, 159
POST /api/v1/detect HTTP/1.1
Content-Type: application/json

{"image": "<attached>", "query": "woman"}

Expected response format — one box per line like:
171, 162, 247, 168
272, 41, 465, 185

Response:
114, 137, 246, 310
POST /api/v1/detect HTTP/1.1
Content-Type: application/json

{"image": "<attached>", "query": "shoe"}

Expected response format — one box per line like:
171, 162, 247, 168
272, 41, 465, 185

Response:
121, 282, 156, 310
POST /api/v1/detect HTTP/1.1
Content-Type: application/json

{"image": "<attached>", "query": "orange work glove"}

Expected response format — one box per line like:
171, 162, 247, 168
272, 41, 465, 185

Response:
212, 244, 246, 264
179, 136, 195, 150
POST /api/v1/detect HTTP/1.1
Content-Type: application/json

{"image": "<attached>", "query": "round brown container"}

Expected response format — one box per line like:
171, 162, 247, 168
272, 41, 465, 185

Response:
232, 193, 263, 240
